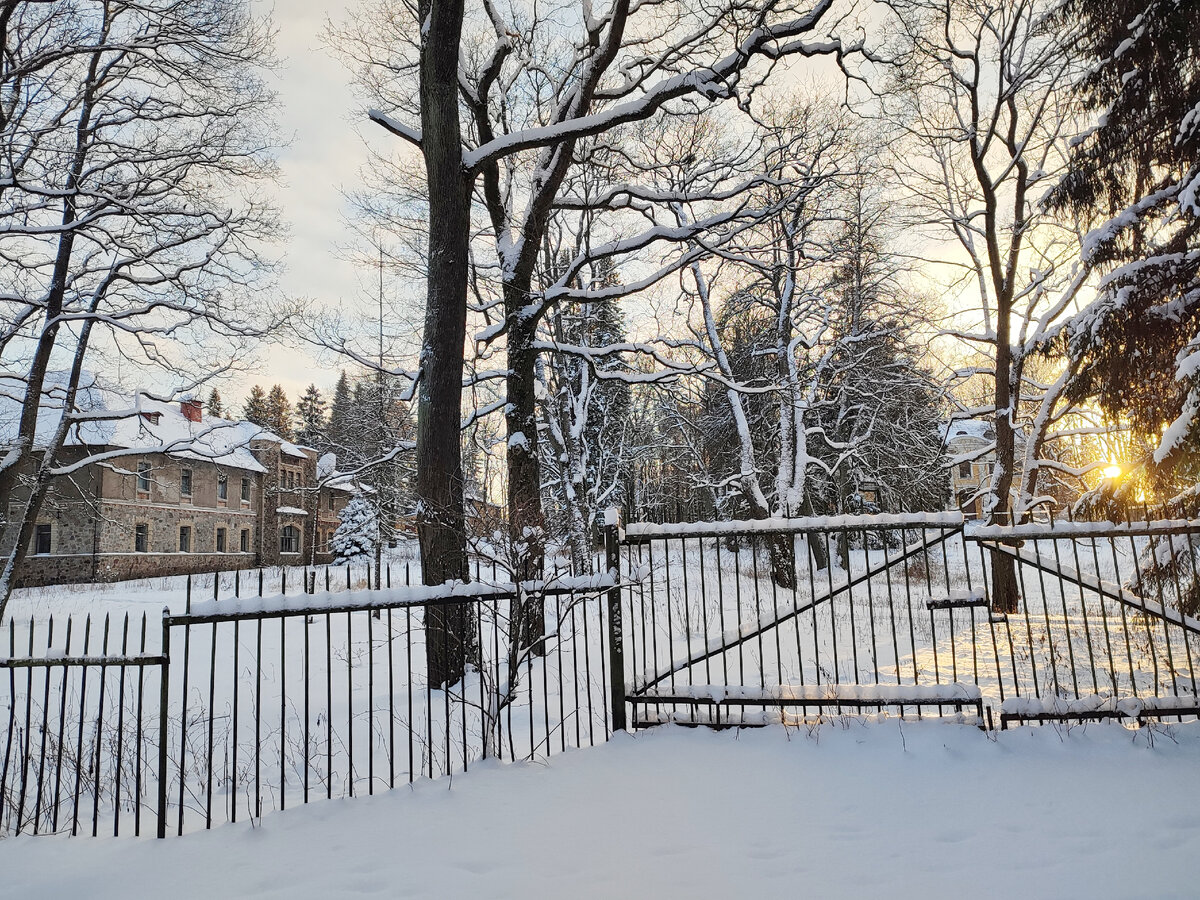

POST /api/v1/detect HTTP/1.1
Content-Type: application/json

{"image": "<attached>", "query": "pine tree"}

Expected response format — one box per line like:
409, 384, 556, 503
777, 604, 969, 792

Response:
265, 384, 293, 439
295, 383, 327, 447
330, 494, 377, 563
243, 385, 269, 428
207, 387, 224, 419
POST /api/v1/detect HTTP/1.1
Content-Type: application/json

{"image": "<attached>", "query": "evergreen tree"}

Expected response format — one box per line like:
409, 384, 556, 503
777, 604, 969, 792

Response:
1054, 1, 1200, 467
243, 385, 269, 428
265, 384, 293, 439
330, 494, 377, 563
207, 388, 224, 419
295, 383, 327, 447
327, 371, 355, 456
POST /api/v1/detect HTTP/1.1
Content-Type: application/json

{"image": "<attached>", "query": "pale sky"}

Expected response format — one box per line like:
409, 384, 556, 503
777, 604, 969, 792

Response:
246, 1, 389, 404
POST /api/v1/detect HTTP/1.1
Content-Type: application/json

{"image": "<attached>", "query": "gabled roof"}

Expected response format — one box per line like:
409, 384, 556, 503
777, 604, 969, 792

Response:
0, 372, 296, 474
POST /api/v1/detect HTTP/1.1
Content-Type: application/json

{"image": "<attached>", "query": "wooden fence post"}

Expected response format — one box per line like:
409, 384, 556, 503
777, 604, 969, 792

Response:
603, 508, 627, 732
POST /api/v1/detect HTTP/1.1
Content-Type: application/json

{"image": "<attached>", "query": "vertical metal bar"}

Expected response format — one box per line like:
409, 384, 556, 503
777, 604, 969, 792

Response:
113, 615, 129, 837
71, 615, 92, 837
677, 537, 693, 689
32, 618, 53, 834
605, 518, 626, 732
156, 610, 171, 839
134, 614, 146, 836
367, 609, 374, 794
280, 616, 287, 811
50, 617, 73, 834
16, 618, 33, 834
346, 611, 354, 795
406, 606, 413, 783
388, 607, 396, 788
879, 529, 902, 684
1088, 535, 1121, 695
0, 623, 14, 833
91, 615, 111, 836
713, 537, 730, 687
1066, 533, 1100, 694
177, 586, 193, 836
554, 591, 565, 751
254, 617, 262, 819
303, 614, 310, 804
862, 528, 879, 685
1049, 538, 1080, 697
205, 617, 217, 829
231, 616, 240, 823
326, 613, 333, 799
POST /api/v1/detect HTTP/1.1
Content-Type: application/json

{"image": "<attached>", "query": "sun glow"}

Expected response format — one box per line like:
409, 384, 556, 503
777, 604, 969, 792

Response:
1103, 464, 1123, 480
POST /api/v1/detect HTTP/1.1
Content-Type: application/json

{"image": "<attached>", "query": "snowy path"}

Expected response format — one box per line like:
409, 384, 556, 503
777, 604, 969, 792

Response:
4, 720, 1200, 899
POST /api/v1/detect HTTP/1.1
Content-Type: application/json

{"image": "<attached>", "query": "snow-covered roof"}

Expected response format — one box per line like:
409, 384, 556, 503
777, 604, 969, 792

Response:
941, 419, 995, 443
276, 506, 308, 516
278, 440, 311, 460
0, 372, 299, 475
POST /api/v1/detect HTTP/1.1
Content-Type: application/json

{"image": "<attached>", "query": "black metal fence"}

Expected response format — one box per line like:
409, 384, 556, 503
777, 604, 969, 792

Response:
0, 570, 614, 838
615, 513, 1200, 728
6, 510, 1200, 838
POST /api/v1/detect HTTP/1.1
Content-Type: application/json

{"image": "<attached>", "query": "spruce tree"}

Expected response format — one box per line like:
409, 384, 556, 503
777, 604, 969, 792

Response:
243, 385, 269, 428
265, 384, 293, 439
295, 383, 327, 447
1054, 1, 1200, 464
327, 372, 355, 457
330, 494, 377, 563
207, 387, 224, 419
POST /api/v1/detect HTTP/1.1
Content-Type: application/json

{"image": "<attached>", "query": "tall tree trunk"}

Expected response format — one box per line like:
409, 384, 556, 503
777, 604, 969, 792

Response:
988, 323, 1019, 615
505, 308, 546, 658
418, 0, 474, 687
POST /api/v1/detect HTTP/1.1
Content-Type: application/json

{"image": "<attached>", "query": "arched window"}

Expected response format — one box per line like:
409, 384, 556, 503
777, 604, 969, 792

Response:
280, 525, 300, 554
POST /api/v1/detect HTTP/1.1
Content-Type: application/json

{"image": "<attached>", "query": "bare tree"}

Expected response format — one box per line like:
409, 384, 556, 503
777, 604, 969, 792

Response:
875, 0, 1084, 610
0, 0, 282, 616
341, 0, 856, 669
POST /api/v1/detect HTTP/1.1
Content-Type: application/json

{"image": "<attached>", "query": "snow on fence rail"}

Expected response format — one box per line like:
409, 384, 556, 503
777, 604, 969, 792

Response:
617, 513, 1200, 729
0, 574, 617, 839
6, 512, 1200, 840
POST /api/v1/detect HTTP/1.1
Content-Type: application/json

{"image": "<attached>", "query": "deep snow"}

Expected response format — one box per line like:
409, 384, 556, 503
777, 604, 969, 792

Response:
4, 720, 1200, 899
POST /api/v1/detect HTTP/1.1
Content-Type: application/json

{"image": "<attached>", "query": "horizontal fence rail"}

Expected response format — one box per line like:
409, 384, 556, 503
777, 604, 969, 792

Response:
0, 563, 616, 838
6, 511, 1200, 838
617, 513, 1200, 730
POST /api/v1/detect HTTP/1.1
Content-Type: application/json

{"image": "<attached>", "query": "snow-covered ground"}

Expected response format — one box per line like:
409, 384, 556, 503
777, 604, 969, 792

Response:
4, 720, 1200, 899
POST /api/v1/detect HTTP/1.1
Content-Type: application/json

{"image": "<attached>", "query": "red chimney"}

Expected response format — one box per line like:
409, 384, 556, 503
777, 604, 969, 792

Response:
181, 398, 202, 423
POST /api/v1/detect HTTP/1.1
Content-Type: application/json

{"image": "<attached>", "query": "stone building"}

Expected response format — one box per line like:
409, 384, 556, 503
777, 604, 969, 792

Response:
2, 384, 354, 587
943, 418, 1027, 520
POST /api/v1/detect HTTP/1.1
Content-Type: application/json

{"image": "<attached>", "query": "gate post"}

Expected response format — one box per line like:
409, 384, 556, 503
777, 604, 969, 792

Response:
157, 607, 171, 839
603, 508, 627, 732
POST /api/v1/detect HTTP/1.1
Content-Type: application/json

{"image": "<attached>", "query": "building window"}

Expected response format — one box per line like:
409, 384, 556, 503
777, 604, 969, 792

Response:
284, 470, 294, 489
216, 527, 227, 553
279, 524, 300, 554
240, 528, 250, 553
135, 524, 149, 553
328, 493, 335, 511
959, 461, 972, 478
217, 474, 228, 501
34, 524, 51, 555
180, 468, 192, 496
137, 461, 151, 492
241, 477, 251, 502
179, 525, 191, 553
